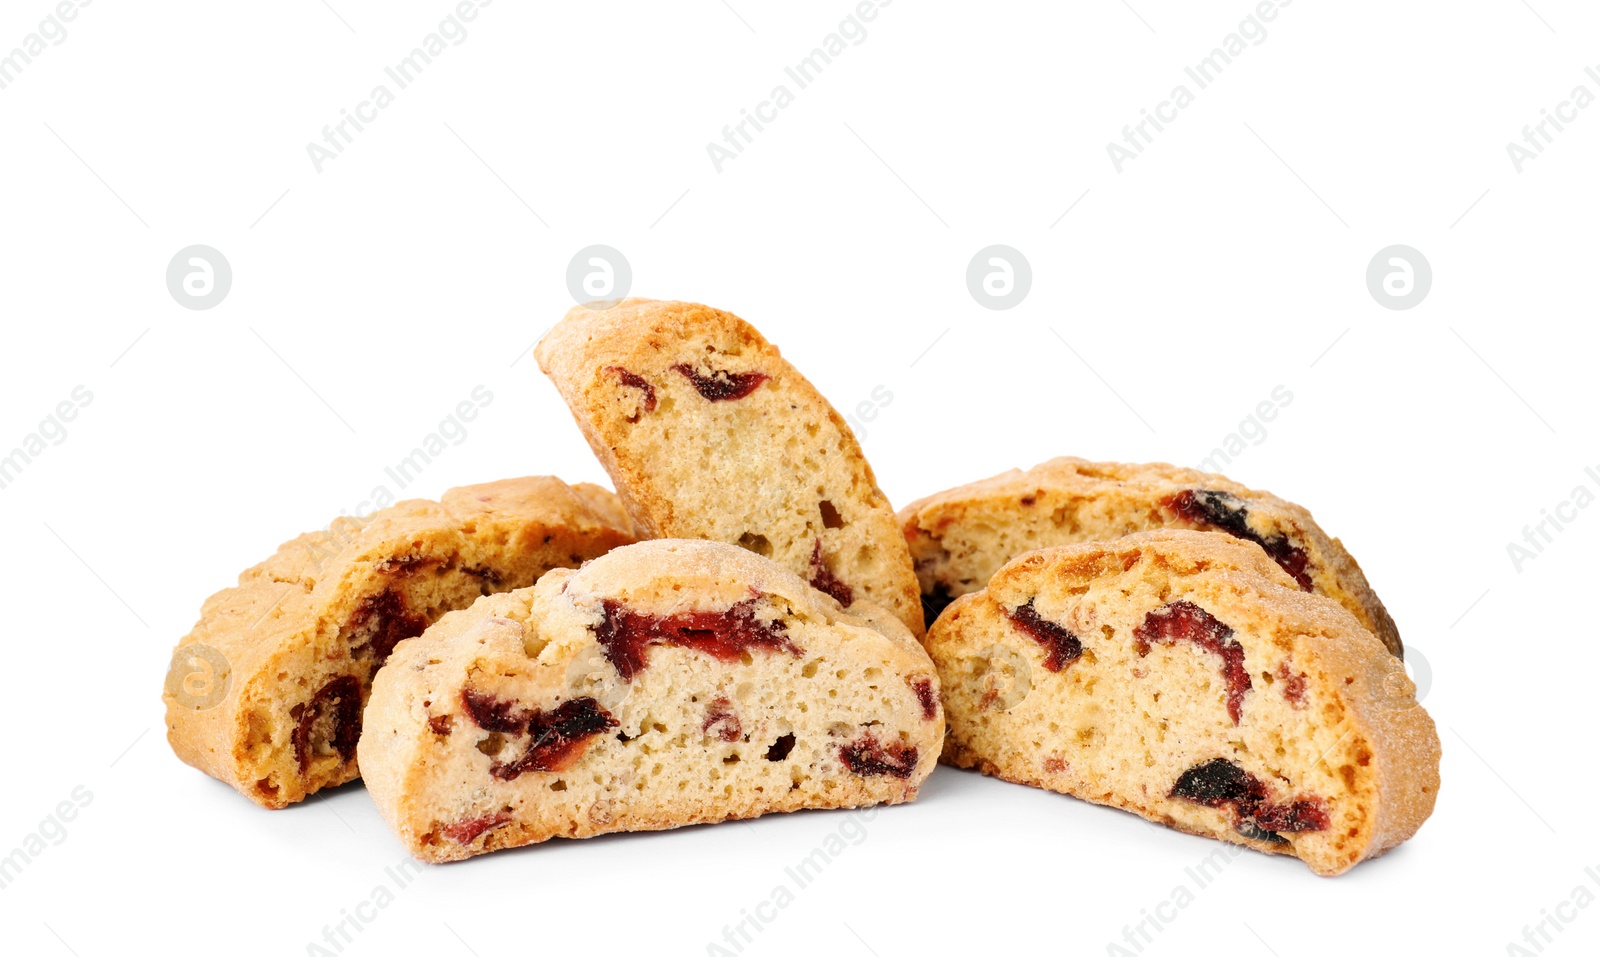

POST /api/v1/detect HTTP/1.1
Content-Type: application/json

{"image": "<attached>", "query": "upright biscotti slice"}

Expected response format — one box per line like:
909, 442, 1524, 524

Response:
899, 457, 1401, 656
164, 477, 635, 808
928, 530, 1438, 876
359, 539, 942, 863
535, 298, 924, 639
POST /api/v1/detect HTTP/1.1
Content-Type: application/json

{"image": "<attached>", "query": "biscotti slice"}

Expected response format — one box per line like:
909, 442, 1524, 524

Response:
899, 456, 1401, 656
359, 538, 942, 862
927, 530, 1438, 876
535, 298, 924, 639
164, 477, 635, 808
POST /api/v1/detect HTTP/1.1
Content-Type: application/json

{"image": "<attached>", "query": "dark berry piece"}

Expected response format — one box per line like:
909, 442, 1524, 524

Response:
1169, 757, 1329, 839
375, 555, 438, 576
807, 539, 854, 607
1278, 661, 1308, 708
1252, 797, 1330, 833
490, 698, 618, 780
703, 698, 742, 742
1170, 757, 1266, 806
1134, 601, 1251, 724
429, 714, 454, 735
1235, 821, 1290, 844
461, 688, 533, 734
671, 363, 769, 401
766, 733, 797, 761
592, 597, 797, 682
839, 732, 918, 779
442, 812, 510, 845
461, 564, 507, 588
607, 366, 657, 418
910, 678, 937, 720
1162, 489, 1315, 591
348, 589, 429, 666
1006, 599, 1084, 672
291, 675, 362, 773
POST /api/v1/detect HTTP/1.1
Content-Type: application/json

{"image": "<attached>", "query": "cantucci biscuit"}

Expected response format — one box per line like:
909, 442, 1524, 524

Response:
163, 477, 635, 808
927, 530, 1438, 876
358, 539, 941, 862
535, 298, 924, 638
899, 457, 1401, 656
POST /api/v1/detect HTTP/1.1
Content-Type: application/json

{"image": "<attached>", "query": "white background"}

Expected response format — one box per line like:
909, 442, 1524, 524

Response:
1, 1, 1595, 954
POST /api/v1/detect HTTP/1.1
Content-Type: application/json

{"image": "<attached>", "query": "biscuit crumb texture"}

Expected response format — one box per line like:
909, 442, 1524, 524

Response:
536, 298, 923, 639
163, 477, 636, 808
927, 530, 1438, 876
359, 539, 942, 863
899, 457, 1401, 656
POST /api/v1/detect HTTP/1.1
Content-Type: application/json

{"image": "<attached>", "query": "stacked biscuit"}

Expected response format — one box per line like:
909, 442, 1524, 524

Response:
164, 298, 1437, 875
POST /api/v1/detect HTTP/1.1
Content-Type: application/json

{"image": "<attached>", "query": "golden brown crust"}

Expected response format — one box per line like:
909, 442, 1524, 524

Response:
925, 530, 1438, 876
535, 298, 923, 638
163, 476, 635, 808
898, 456, 1401, 656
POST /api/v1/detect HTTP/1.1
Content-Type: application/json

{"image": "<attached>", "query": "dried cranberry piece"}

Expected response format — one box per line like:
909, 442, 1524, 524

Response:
840, 732, 918, 778
489, 698, 618, 780
1162, 489, 1314, 591
807, 539, 854, 607
291, 675, 362, 773
607, 366, 657, 417
1134, 601, 1251, 724
375, 555, 438, 576
1278, 661, 1308, 708
442, 812, 511, 845
461, 688, 534, 733
1252, 798, 1330, 833
461, 565, 507, 588
671, 363, 769, 401
910, 678, 937, 720
703, 698, 742, 742
349, 590, 429, 666
592, 597, 797, 682
1169, 758, 1329, 838
1006, 599, 1084, 672
921, 586, 956, 630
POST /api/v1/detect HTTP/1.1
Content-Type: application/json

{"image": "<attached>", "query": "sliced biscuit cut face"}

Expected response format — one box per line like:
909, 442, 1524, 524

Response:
163, 477, 636, 808
358, 539, 942, 863
927, 530, 1438, 876
898, 456, 1401, 656
534, 298, 924, 639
